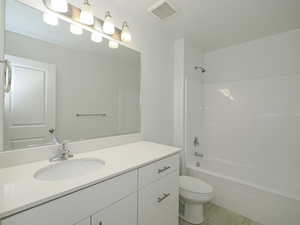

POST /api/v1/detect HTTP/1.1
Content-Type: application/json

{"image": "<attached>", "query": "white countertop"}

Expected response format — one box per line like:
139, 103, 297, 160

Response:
0, 141, 181, 219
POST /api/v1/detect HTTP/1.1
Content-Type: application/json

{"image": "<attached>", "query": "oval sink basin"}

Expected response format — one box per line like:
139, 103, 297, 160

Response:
34, 158, 105, 181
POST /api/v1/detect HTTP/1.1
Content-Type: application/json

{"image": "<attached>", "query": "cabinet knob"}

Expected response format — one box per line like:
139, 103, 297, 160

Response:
157, 193, 170, 203
157, 166, 171, 174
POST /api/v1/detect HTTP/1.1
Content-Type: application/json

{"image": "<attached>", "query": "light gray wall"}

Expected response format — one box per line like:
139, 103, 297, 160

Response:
5, 31, 141, 142
181, 29, 300, 225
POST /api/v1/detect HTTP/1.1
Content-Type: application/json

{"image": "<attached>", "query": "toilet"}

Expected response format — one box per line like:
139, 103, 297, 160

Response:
179, 176, 214, 224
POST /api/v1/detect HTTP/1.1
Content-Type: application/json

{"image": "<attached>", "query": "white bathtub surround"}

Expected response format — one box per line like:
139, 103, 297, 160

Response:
0, 141, 181, 219
182, 28, 300, 225
201, 29, 300, 200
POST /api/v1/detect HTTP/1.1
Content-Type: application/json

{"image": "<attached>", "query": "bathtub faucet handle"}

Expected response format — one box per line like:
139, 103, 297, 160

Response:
195, 152, 204, 158
193, 137, 200, 147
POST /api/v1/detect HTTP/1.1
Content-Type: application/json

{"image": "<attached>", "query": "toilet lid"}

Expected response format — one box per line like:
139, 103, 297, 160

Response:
180, 176, 213, 194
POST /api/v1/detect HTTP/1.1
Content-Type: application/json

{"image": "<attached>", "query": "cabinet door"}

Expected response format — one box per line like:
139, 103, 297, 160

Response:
139, 172, 179, 225
91, 193, 137, 225
2, 171, 137, 225
75, 217, 91, 225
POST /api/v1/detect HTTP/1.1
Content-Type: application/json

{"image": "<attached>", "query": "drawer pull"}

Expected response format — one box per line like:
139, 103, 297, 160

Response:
157, 166, 171, 174
157, 193, 170, 203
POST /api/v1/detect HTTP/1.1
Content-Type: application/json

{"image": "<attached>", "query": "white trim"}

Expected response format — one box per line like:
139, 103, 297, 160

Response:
173, 39, 185, 173
0, 0, 5, 151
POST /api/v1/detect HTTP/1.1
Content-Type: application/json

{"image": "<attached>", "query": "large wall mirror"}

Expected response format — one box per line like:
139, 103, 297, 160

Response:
2, 0, 141, 151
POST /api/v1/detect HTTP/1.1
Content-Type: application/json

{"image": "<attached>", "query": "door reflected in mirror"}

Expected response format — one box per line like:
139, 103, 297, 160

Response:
3, 0, 141, 151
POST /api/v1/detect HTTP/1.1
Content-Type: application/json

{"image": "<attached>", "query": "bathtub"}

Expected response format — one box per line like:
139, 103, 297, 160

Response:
185, 159, 300, 225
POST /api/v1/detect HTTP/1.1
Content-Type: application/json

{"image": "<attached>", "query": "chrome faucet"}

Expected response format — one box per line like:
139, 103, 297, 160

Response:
49, 129, 73, 162
193, 137, 204, 158
49, 128, 60, 145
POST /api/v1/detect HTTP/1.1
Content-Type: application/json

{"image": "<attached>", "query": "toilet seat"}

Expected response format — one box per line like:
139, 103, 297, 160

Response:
179, 176, 213, 203
180, 176, 213, 193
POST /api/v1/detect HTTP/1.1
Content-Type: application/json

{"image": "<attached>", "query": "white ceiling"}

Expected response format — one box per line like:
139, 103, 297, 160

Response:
77, 0, 300, 52
12, 0, 300, 53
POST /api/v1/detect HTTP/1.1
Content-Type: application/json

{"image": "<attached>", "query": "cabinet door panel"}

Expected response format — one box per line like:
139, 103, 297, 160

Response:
139, 172, 179, 225
91, 193, 137, 225
2, 170, 137, 225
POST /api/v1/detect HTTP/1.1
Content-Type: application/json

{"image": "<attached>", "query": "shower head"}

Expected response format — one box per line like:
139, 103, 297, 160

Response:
195, 66, 206, 73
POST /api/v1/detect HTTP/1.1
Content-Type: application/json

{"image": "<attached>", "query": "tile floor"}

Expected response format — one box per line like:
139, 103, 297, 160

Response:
179, 203, 263, 225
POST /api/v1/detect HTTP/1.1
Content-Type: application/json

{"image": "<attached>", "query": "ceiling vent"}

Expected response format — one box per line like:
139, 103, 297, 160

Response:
148, 0, 176, 20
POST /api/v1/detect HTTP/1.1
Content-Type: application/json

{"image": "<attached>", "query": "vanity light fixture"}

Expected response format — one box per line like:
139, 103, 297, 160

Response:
42, 0, 132, 48
103, 11, 115, 35
80, 0, 94, 25
43, 12, 59, 26
70, 24, 83, 35
121, 22, 132, 42
91, 32, 103, 43
91, 20, 103, 42
108, 40, 119, 49
50, 0, 68, 13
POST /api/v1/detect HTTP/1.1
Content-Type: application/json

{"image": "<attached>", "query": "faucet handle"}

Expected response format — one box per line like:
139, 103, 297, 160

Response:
62, 140, 73, 158
49, 128, 55, 134
62, 140, 70, 147
195, 152, 204, 158
61, 140, 71, 148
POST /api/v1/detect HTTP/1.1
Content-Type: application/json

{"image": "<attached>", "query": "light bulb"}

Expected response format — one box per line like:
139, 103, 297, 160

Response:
91, 33, 103, 43
121, 22, 132, 42
108, 40, 119, 49
80, 0, 94, 25
70, 24, 83, 35
43, 12, 59, 26
51, 0, 68, 13
94, 20, 102, 32
103, 11, 115, 35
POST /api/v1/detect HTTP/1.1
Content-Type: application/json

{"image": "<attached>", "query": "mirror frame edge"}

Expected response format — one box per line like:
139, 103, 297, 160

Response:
0, 0, 6, 152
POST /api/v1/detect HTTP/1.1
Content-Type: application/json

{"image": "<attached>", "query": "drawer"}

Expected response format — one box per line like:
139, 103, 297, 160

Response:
91, 193, 137, 225
138, 172, 179, 225
2, 170, 137, 225
138, 154, 179, 188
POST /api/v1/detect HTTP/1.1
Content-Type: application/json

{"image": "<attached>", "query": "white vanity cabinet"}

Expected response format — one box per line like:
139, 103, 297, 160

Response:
1, 154, 179, 225
91, 193, 137, 225
138, 155, 179, 225
1, 171, 138, 225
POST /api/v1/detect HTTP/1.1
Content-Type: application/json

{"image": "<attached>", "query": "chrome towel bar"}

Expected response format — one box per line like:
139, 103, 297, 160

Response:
76, 113, 107, 117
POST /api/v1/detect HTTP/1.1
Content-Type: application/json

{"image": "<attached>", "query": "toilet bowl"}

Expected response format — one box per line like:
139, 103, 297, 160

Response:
179, 176, 214, 224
